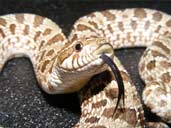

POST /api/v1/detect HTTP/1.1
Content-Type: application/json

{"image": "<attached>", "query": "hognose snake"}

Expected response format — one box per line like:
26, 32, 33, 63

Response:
0, 8, 171, 127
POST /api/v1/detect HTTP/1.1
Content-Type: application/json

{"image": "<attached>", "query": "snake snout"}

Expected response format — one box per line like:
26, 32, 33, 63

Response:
93, 43, 114, 58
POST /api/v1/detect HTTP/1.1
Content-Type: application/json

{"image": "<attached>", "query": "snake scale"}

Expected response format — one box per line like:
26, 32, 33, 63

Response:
0, 8, 171, 127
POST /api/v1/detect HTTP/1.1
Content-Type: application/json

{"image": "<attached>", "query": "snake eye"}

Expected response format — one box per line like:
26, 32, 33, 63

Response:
75, 42, 82, 51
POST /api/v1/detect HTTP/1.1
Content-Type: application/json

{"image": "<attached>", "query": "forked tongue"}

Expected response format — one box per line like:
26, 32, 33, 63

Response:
100, 54, 125, 115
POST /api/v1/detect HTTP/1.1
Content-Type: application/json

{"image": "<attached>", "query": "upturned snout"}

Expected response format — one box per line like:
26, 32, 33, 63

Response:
93, 43, 114, 58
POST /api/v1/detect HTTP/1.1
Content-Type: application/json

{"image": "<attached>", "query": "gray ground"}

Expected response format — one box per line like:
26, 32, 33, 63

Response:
0, 1, 171, 128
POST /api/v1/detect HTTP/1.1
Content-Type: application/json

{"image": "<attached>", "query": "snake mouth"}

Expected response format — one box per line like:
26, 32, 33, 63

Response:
100, 54, 125, 114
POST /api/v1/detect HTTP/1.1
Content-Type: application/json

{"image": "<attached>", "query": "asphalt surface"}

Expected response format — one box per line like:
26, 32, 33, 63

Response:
0, 1, 171, 128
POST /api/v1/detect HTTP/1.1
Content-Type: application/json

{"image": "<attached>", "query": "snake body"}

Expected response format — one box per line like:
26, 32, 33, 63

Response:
0, 8, 171, 127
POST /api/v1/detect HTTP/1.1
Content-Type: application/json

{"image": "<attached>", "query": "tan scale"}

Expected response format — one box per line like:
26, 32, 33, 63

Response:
0, 8, 171, 127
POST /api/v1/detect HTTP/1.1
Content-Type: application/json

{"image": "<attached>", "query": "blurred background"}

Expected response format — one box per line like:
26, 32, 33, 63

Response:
0, 0, 171, 127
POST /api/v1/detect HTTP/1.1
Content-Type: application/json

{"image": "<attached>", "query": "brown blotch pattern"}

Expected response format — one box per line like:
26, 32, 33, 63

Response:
0, 28, 5, 38
101, 11, 116, 21
146, 60, 156, 70
152, 12, 162, 21
116, 34, 120, 41
154, 41, 170, 55
92, 99, 107, 109
38, 50, 46, 62
102, 107, 114, 118
88, 21, 98, 29
125, 109, 137, 126
38, 40, 45, 51
151, 50, 167, 58
120, 71, 129, 82
155, 86, 166, 96
150, 81, 161, 87
77, 24, 94, 32
34, 31, 41, 41
15, 14, 24, 23
41, 60, 50, 72
43, 28, 52, 36
160, 61, 171, 68
1, 44, 5, 51
34, 15, 44, 27
107, 24, 114, 33
48, 58, 56, 73
160, 72, 171, 83
70, 34, 78, 42
154, 25, 161, 33
164, 31, 170, 36
48, 84, 56, 92
57, 47, 73, 64
165, 111, 171, 118
126, 32, 132, 42
105, 88, 118, 100
113, 108, 138, 126
134, 8, 147, 19
137, 108, 146, 126
144, 20, 150, 30
23, 25, 30, 35
139, 62, 145, 72
0, 18, 7, 26
147, 76, 154, 82
85, 117, 100, 124
131, 20, 137, 30
166, 19, 171, 27
46, 49, 55, 56
159, 100, 167, 108
9, 24, 16, 34
118, 22, 124, 31
46, 34, 64, 46
25, 40, 30, 45
122, 14, 128, 18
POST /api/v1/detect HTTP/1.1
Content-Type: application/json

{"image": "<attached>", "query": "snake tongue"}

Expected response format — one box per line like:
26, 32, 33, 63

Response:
100, 54, 125, 114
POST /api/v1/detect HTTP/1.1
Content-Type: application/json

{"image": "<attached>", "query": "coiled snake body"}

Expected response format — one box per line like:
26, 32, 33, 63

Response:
0, 8, 171, 127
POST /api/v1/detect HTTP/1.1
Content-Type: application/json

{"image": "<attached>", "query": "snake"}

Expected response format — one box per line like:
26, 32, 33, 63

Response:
0, 8, 171, 128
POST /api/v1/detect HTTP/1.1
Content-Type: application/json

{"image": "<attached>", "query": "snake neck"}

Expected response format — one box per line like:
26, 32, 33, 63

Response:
43, 60, 108, 94
47, 67, 91, 94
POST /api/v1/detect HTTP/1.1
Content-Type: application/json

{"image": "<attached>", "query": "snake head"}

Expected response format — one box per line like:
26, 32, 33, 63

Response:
57, 37, 114, 71
53, 37, 115, 93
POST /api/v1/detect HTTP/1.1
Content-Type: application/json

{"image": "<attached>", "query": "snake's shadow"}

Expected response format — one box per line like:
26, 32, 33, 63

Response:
41, 87, 81, 114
